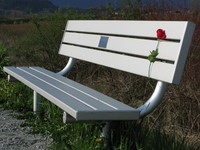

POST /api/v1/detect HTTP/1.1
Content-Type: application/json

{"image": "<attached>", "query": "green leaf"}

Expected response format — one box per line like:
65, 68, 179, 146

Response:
150, 49, 159, 57
148, 49, 159, 63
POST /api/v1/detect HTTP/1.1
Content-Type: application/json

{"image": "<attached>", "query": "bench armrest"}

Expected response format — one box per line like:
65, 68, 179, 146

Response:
136, 81, 168, 118
57, 57, 75, 76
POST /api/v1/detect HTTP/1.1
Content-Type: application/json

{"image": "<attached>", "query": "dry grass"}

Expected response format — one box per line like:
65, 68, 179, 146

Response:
67, 11, 200, 147
0, 23, 34, 47
0, 11, 199, 148
142, 11, 200, 147
73, 62, 200, 147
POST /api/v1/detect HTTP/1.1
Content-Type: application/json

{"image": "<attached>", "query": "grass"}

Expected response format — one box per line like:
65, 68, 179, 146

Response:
0, 3, 200, 150
0, 80, 198, 150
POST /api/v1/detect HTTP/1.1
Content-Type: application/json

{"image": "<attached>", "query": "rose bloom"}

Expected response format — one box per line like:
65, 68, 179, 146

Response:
157, 29, 166, 39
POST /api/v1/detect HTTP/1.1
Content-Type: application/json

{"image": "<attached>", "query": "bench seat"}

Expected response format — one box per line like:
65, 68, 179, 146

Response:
3, 66, 140, 121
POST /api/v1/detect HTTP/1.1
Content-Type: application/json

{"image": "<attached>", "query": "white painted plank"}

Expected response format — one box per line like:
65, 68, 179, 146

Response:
3, 66, 140, 120
31, 66, 137, 110
66, 20, 189, 39
3, 66, 93, 118
63, 32, 180, 61
19, 67, 120, 110
172, 22, 196, 84
59, 44, 175, 83
76, 110, 140, 120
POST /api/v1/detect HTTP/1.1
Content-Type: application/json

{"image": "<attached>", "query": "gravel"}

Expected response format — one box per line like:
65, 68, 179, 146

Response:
0, 108, 52, 150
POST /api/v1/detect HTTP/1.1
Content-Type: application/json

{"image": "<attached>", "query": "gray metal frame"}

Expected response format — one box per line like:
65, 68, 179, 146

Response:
57, 57, 76, 76
136, 81, 168, 118
101, 82, 168, 146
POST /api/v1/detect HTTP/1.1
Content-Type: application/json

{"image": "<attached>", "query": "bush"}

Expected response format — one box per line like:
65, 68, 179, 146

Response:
12, 9, 95, 72
0, 79, 33, 111
0, 45, 11, 78
11, 13, 66, 71
1, 5, 199, 150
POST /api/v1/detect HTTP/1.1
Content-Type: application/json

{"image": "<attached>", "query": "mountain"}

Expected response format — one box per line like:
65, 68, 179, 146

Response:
49, 0, 122, 8
0, 0, 56, 15
49, 0, 191, 9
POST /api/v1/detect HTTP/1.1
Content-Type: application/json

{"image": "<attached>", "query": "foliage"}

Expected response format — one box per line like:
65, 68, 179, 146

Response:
0, 77, 197, 150
0, 45, 11, 78
0, 0, 56, 16
0, 78, 198, 150
11, 9, 94, 72
0, 79, 32, 111
0, 17, 30, 24
0, 2, 200, 150
93, 0, 143, 20
11, 12, 65, 71
111, 121, 198, 150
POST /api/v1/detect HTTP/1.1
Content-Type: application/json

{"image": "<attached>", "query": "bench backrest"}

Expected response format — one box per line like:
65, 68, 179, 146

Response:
59, 20, 195, 84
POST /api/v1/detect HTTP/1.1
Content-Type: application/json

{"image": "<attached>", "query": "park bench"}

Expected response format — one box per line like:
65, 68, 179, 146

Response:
3, 20, 195, 142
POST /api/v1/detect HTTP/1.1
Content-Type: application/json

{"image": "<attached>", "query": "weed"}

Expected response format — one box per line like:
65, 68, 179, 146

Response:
0, 45, 11, 77
0, 79, 32, 111
0, 2, 200, 150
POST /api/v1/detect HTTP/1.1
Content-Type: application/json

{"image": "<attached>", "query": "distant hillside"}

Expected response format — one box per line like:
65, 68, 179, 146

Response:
0, 0, 56, 16
49, 0, 122, 8
49, 0, 190, 9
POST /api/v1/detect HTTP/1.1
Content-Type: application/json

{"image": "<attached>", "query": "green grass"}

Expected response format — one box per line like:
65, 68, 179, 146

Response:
0, 4, 200, 150
0, 45, 10, 78
0, 79, 199, 150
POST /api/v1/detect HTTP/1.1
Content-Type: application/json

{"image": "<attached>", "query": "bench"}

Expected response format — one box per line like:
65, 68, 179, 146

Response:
3, 21, 195, 122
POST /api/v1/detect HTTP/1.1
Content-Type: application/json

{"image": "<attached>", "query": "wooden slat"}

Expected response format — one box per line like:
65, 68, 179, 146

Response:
76, 110, 139, 120
172, 21, 196, 84
3, 67, 93, 118
61, 20, 195, 84
66, 20, 188, 39
59, 44, 175, 83
30, 66, 137, 110
18, 67, 121, 110
3, 66, 140, 120
62, 32, 180, 61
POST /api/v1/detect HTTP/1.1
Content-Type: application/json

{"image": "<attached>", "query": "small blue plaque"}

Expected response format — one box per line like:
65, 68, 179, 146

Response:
98, 36, 109, 48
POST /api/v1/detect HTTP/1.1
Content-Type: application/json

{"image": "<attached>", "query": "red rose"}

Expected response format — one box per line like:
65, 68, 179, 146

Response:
156, 29, 166, 39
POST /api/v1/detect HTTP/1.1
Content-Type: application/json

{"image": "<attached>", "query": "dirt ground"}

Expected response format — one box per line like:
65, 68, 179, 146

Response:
0, 108, 52, 150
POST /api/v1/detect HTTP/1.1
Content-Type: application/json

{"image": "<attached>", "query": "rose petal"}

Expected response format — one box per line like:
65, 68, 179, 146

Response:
157, 29, 166, 39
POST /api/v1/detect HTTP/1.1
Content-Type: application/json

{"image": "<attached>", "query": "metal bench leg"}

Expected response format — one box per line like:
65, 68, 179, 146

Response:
57, 57, 75, 76
100, 121, 111, 149
7, 75, 18, 82
63, 112, 77, 123
33, 91, 41, 114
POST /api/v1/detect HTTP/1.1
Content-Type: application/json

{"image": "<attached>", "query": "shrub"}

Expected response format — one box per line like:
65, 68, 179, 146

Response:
12, 9, 95, 72
0, 45, 11, 78
0, 79, 32, 111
